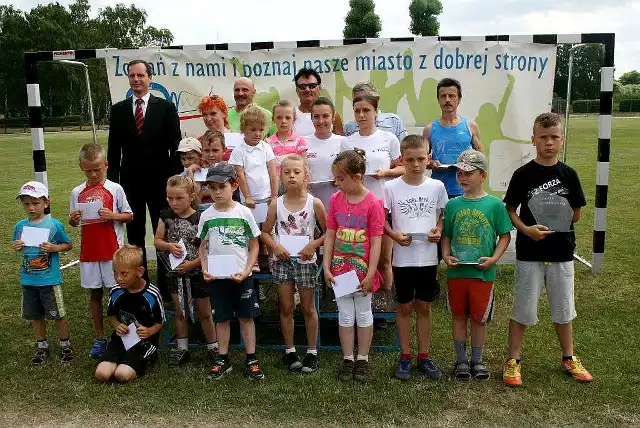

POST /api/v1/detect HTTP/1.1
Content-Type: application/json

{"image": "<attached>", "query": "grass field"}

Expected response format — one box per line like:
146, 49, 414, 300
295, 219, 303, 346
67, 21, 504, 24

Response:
0, 117, 638, 427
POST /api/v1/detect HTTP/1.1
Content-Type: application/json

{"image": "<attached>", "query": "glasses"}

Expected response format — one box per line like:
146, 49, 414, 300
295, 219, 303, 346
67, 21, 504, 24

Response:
296, 83, 319, 90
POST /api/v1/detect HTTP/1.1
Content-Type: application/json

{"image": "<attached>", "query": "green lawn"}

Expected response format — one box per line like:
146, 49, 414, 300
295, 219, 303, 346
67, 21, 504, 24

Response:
0, 118, 638, 427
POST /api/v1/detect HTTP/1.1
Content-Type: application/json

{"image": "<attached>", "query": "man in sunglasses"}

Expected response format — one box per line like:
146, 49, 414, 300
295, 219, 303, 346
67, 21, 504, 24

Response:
293, 68, 344, 136
228, 77, 276, 137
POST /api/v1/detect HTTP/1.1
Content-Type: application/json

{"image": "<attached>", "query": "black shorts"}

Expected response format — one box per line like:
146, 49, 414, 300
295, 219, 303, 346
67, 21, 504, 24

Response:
22, 285, 66, 320
102, 335, 158, 376
168, 273, 209, 299
393, 266, 440, 304
210, 278, 260, 322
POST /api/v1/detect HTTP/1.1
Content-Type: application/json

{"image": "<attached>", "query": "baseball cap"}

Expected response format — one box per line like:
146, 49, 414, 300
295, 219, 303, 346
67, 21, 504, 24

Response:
455, 150, 488, 172
206, 162, 236, 183
177, 137, 202, 154
17, 181, 49, 199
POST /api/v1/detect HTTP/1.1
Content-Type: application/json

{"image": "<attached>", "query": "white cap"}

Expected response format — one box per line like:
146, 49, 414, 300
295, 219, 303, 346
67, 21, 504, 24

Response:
177, 137, 202, 154
17, 181, 49, 199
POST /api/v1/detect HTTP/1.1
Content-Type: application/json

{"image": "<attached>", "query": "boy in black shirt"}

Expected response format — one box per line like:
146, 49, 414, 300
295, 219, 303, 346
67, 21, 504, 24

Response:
502, 113, 592, 386
95, 245, 164, 383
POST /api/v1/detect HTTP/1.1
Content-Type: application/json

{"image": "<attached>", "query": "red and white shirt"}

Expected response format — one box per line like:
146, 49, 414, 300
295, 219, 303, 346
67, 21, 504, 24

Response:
70, 180, 132, 262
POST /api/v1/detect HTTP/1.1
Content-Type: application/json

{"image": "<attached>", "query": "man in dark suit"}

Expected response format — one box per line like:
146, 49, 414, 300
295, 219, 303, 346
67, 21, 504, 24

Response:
107, 59, 182, 291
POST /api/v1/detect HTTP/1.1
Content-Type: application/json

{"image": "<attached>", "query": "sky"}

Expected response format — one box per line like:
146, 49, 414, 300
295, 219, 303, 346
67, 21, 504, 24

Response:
8, 0, 639, 76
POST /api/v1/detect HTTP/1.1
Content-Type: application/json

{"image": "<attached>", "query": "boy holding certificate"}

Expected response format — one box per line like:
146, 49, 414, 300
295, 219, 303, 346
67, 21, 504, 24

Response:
382, 135, 448, 380
442, 150, 512, 381
198, 162, 264, 380
503, 113, 591, 386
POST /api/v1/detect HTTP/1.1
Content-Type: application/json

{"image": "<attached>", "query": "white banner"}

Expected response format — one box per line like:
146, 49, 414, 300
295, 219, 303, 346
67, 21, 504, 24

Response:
103, 41, 556, 192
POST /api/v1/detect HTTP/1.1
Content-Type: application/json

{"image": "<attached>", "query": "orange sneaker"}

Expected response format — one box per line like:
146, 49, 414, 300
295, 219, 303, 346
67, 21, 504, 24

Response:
503, 358, 522, 387
562, 356, 593, 382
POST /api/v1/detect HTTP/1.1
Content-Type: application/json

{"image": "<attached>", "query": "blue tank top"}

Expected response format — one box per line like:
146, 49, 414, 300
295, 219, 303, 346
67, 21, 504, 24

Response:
430, 117, 472, 196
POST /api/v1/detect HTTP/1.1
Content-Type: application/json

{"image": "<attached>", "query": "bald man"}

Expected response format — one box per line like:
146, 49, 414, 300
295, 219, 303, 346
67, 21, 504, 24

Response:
227, 77, 276, 137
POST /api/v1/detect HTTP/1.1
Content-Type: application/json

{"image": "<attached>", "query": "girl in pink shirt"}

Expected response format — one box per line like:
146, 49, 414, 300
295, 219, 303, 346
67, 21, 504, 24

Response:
324, 148, 385, 383
267, 100, 308, 174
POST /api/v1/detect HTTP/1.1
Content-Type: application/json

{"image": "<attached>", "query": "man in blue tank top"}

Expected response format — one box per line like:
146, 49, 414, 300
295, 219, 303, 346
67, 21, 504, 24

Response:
423, 78, 483, 198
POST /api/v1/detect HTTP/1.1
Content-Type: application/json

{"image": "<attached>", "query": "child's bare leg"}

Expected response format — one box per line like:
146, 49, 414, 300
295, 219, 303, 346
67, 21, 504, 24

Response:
32, 318, 46, 341
378, 235, 394, 290
277, 284, 295, 349
238, 318, 256, 355
356, 325, 374, 357
396, 302, 413, 355
299, 288, 318, 350
553, 321, 574, 357
217, 321, 231, 355
338, 326, 355, 358
114, 364, 137, 382
55, 318, 70, 340
95, 362, 117, 382
470, 319, 487, 362
89, 288, 105, 338
508, 319, 527, 359
415, 301, 432, 355
195, 297, 217, 344
171, 294, 188, 348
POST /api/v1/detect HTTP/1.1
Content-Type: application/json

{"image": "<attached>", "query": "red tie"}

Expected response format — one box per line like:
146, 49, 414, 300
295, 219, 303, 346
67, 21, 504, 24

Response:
135, 98, 144, 135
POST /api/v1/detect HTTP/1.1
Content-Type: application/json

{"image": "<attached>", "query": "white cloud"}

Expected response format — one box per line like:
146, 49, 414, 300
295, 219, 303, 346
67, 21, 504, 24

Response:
7, 0, 639, 74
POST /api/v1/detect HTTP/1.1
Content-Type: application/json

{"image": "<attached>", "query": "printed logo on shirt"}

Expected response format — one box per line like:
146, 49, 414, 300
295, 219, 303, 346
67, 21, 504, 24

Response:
529, 179, 568, 198
398, 196, 437, 219
455, 208, 490, 245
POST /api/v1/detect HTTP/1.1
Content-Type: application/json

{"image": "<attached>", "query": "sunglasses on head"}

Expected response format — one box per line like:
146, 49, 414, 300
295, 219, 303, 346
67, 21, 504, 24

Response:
209, 94, 218, 101
296, 83, 319, 90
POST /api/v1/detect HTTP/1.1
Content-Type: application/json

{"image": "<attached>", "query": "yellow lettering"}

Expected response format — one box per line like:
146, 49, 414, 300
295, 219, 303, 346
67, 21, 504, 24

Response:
355, 230, 366, 243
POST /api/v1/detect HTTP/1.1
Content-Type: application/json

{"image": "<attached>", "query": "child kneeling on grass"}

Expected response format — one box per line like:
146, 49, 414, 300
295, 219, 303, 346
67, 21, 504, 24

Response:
95, 245, 164, 383
442, 150, 512, 381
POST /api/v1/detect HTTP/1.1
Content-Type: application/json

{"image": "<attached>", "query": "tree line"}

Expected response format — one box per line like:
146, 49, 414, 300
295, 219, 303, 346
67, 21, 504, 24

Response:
0, 0, 622, 122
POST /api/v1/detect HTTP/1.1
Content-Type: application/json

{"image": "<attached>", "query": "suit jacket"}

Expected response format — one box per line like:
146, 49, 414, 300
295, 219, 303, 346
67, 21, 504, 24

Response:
107, 94, 182, 187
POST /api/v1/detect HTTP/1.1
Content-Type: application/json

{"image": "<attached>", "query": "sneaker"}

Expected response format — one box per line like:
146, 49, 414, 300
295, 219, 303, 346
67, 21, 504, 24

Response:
471, 360, 490, 380
206, 346, 219, 362
283, 351, 303, 371
503, 358, 522, 387
60, 345, 74, 364
168, 348, 190, 367
417, 357, 442, 380
208, 358, 232, 380
562, 356, 593, 383
339, 359, 355, 381
31, 347, 49, 365
246, 359, 265, 380
454, 360, 472, 381
301, 352, 319, 373
353, 359, 371, 383
395, 356, 412, 380
89, 338, 107, 360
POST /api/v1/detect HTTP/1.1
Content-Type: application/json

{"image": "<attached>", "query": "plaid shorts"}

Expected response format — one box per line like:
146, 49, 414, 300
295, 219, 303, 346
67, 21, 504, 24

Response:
271, 260, 318, 288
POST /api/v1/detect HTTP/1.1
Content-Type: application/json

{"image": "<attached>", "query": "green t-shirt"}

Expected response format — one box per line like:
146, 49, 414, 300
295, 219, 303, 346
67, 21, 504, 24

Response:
443, 194, 513, 282
228, 105, 277, 138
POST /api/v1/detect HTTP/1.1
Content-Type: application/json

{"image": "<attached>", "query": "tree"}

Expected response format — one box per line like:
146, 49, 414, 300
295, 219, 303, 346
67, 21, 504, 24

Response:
618, 70, 640, 86
343, 0, 382, 39
553, 44, 603, 100
409, 0, 442, 37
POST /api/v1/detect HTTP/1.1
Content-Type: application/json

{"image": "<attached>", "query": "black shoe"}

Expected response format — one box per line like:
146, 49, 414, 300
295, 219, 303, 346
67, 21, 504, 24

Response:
247, 359, 265, 380
168, 348, 190, 367
338, 359, 354, 381
353, 359, 371, 383
283, 351, 303, 372
31, 347, 49, 365
206, 347, 219, 363
208, 358, 232, 380
60, 345, 74, 364
301, 352, 319, 373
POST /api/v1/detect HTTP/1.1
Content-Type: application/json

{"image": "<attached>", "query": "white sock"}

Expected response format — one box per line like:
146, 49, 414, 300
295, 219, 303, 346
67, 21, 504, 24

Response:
357, 354, 369, 362
343, 354, 354, 361
307, 349, 318, 355
59, 339, 70, 348
176, 337, 188, 350
37, 340, 49, 350
206, 342, 219, 350
285, 347, 297, 354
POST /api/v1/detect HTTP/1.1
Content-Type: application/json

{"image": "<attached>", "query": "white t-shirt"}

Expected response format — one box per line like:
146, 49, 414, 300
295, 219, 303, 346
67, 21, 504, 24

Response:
340, 129, 401, 200
276, 194, 317, 264
293, 106, 315, 137
306, 133, 343, 210
198, 202, 261, 274
383, 176, 448, 267
228, 140, 275, 201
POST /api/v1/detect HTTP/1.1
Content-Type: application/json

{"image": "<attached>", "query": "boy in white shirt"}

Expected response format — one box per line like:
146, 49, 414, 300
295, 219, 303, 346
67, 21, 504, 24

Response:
383, 135, 448, 380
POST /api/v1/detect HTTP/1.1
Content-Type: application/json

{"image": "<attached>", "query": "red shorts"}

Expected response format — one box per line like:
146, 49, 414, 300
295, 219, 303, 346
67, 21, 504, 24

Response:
447, 278, 494, 324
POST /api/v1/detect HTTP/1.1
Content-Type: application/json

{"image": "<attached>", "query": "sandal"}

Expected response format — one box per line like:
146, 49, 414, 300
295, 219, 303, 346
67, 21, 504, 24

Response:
454, 360, 472, 381
471, 361, 490, 380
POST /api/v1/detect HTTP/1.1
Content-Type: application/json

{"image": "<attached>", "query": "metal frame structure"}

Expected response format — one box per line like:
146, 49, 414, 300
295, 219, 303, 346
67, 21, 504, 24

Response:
24, 33, 614, 273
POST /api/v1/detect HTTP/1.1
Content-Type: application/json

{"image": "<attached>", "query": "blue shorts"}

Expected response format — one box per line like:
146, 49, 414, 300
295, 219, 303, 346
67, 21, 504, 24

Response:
210, 278, 260, 322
